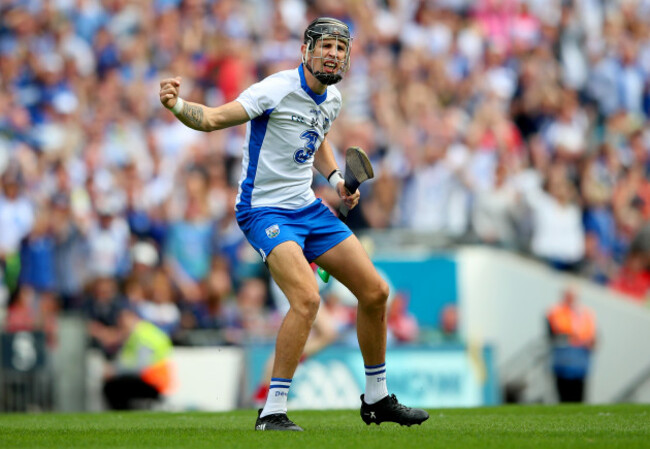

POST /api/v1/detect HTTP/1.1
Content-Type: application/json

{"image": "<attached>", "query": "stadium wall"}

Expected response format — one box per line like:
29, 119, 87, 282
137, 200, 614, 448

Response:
457, 246, 650, 404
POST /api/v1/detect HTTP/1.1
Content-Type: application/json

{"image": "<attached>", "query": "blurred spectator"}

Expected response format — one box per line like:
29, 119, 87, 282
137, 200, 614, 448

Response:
440, 303, 459, 342
123, 273, 148, 310
472, 160, 523, 248
83, 275, 127, 359
211, 186, 251, 285
50, 192, 89, 310
87, 195, 130, 279
19, 209, 56, 298
0, 169, 34, 293
608, 250, 650, 303
102, 307, 174, 410
165, 166, 215, 303
223, 277, 279, 344
4, 286, 38, 334
4, 284, 57, 345
612, 36, 646, 116
546, 286, 597, 403
612, 165, 650, 243
137, 268, 181, 337
387, 292, 419, 344
183, 255, 233, 331
543, 90, 589, 163
527, 163, 585, 272
580, 231, 618, 286
400, 141, 464, 233
130, 240, 160, 282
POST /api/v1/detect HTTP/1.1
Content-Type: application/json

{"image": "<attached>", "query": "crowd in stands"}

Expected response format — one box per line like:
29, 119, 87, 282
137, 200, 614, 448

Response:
1, 0, 650, 353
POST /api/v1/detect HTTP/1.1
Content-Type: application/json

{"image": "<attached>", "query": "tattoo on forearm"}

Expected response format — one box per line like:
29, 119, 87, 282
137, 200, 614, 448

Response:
182, 103, 204, 128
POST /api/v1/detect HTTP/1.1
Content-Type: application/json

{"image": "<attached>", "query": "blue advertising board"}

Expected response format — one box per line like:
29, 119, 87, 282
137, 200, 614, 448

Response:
245, 344, 499, 409
374, 253, 458, 328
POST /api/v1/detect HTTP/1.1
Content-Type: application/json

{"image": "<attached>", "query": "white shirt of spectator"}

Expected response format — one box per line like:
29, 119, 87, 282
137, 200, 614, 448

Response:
545, 110, 589, 156
0, 195, 34, 254
528, 190, 585, 263
87, 216, 130, 277
403, 158, 457, 232
234, 66, 342, 211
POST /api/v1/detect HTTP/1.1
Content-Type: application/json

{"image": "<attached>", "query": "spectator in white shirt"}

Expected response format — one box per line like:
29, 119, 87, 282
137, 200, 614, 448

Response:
0, 169, 34, 259
527, 163, 585, 271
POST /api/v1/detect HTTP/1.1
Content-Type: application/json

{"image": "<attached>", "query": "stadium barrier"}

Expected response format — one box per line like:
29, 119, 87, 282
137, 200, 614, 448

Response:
0, 331, 52, 412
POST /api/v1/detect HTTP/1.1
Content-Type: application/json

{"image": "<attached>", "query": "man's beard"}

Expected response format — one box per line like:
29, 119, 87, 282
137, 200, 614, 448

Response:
306, 63, 343, 85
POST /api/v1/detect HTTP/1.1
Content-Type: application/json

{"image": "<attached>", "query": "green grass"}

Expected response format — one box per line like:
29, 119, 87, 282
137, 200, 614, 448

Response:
1, 404, 649, 449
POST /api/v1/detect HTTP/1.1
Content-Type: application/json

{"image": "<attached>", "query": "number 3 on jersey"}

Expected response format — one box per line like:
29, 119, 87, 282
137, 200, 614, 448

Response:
293, 129, 320, 164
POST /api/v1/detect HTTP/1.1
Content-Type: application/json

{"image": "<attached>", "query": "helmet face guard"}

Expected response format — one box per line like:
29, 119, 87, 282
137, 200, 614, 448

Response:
302, 17, 351, 85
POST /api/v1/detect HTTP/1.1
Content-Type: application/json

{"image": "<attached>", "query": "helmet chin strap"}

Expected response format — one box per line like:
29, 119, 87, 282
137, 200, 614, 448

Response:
305, 61, 343, 85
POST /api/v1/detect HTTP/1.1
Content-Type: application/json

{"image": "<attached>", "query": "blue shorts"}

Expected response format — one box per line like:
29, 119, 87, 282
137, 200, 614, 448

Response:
236, 199, 352, 263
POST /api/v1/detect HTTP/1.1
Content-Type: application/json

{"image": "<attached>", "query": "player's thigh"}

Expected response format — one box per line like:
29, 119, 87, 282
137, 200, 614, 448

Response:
313, 235, 388, 303
266, 240, 320, 307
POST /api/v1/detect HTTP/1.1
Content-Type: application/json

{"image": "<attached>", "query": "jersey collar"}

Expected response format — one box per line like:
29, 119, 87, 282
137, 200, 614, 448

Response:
299, 64, 327, 105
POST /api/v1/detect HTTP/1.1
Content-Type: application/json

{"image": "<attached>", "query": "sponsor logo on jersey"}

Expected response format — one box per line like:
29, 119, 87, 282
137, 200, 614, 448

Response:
323, 116, 330, 132
309, 109, 322, 127
294, 129, 320, 164
292, 111, 329, 130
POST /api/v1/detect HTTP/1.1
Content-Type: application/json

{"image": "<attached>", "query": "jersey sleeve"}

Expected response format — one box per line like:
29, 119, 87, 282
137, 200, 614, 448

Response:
236, 74, 289, 119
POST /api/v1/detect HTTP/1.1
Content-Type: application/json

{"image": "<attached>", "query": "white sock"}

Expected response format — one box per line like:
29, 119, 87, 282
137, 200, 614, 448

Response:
364, 363, 388, 404
260, 377, 291, 418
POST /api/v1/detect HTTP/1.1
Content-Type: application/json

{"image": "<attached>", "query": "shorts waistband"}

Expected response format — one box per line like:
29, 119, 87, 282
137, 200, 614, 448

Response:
236, 198, 322, 221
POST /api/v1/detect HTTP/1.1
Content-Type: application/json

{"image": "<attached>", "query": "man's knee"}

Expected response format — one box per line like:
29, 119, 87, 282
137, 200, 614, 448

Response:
359, 279, 389, 309
290, 292, 321, 322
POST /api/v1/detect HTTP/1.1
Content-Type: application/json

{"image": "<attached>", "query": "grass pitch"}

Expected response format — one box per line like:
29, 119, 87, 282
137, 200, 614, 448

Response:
1, 404, 649, 449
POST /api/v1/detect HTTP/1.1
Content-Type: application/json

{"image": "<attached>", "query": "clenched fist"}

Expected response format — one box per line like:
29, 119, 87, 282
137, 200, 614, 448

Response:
159, 76, 182, 109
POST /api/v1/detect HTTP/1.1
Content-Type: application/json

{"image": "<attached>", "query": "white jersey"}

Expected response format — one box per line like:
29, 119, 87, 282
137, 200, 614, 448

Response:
234, 65, 343, 211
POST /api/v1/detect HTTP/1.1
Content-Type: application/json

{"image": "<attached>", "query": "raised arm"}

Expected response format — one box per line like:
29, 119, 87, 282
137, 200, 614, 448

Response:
159, 76, 250, 131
